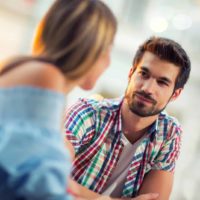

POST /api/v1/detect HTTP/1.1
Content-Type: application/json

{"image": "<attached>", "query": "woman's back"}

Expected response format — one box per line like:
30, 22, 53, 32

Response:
0, 0, 117, 198
0, 59, 71, 199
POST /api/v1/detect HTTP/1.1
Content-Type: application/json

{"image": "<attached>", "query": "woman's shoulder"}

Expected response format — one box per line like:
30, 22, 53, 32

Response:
27, 61, 66, 91
0, 60, 66, 92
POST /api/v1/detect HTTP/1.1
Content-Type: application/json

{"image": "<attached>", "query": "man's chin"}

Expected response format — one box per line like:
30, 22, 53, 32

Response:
131, 110, 150, 117
129, 106, 155, 117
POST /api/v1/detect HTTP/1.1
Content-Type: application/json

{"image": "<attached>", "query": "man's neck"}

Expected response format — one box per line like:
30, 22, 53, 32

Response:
121, 100, 158, 144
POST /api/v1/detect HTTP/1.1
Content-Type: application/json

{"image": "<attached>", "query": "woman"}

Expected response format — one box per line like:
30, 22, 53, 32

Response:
0, 1, 159, 199
0, 0, 116, 199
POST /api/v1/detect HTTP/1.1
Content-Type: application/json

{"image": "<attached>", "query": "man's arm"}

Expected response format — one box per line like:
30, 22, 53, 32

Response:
138, 170, 173, 200
137, 120, 181, 200
69, 179, 159, 200
64, 98, 96, 154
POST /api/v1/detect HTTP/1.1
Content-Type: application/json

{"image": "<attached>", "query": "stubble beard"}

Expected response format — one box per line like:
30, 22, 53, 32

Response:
125, 91, 166, 117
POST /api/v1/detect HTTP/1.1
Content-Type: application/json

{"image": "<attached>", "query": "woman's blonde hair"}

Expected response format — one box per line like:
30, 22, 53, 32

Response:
32, 0, 117, 80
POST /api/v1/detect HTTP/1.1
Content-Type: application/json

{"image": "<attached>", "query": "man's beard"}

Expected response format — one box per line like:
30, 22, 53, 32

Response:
125, 90, 166, 117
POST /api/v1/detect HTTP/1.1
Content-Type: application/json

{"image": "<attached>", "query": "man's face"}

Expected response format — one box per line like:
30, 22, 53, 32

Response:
125, 51, 182, 117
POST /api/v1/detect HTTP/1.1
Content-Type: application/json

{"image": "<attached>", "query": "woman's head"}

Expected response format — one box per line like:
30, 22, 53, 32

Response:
33, 0, 117, 87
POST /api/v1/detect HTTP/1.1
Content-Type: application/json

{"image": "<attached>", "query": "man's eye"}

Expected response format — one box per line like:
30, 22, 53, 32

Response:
157, 80, 168, 86
139, 71, 147, 77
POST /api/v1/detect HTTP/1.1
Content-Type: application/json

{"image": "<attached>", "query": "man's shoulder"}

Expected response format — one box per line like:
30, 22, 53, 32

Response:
157, 111, 182, 137
159, 111, 181, 127
76, 97, 123, 113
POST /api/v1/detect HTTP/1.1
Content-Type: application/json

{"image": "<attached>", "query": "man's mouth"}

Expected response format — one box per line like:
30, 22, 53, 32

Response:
135, 92, 156, 104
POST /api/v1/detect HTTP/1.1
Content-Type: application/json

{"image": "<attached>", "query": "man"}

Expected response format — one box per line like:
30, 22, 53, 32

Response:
65, 36, 191, 200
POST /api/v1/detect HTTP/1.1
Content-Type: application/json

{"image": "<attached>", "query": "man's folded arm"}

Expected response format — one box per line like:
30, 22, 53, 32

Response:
69, 179, 159, 200
138, 170, 173, 200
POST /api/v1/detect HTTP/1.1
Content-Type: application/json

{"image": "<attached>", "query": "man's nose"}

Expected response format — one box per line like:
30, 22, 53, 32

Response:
141, 79, 155, 94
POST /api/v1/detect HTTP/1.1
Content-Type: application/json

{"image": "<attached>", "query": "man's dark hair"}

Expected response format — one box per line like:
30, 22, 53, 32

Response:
132, 36, 191, 89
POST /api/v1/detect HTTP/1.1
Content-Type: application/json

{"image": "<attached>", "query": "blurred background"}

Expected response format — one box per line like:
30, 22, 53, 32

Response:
0, 0, 199, 199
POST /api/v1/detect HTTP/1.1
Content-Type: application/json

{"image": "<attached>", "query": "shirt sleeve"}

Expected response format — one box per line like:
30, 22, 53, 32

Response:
64, 98, 96, 154
149, 123, 182, 172
0, 123, 72, 200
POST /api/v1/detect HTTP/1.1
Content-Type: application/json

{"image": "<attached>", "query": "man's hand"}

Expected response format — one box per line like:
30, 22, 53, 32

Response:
131, 193, 159, 200
100, 193, 159, 200
69, 179, 159, 200
75, 193, 159, 200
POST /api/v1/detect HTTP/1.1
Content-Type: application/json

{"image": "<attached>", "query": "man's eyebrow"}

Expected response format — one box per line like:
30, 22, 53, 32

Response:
140, 66, 149, 72
159, 77, 172, 84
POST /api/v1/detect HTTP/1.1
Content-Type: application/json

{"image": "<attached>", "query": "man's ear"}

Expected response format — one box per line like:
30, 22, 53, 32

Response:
128, 67, 134, 81
170, 88, 183, 102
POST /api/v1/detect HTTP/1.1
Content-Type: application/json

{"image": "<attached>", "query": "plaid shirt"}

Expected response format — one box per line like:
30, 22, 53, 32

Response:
65, 97, 181, 197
